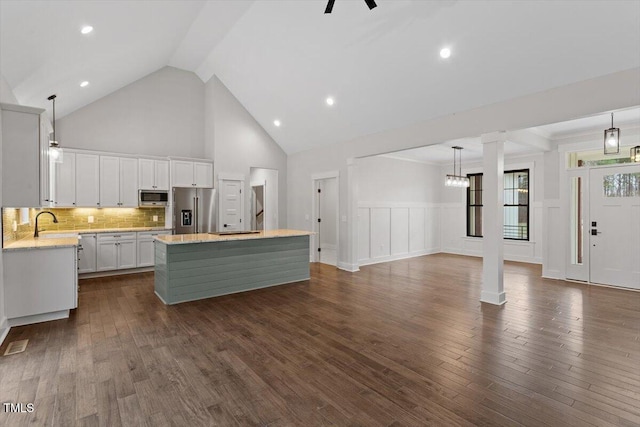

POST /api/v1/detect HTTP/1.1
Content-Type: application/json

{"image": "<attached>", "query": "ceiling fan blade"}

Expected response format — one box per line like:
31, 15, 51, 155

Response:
325, 0, 335, 13
364, 0, 377, 10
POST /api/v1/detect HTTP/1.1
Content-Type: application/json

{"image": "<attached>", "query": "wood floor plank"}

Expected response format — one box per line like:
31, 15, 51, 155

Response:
0, 254, 638, 426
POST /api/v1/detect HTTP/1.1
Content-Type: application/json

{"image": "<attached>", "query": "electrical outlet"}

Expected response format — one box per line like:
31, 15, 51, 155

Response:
341, 215, 347, 222
12, 220, 17, 232
88, 216, 94, 223
305, 214, 309, 221
153, 215, 158, 222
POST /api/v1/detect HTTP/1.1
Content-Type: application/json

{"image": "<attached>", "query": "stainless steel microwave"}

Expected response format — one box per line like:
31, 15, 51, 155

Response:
138, 190, 169, 207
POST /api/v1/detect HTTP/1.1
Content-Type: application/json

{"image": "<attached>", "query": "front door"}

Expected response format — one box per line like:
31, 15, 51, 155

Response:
219, 179, 243, 231
589, 165, 640, 289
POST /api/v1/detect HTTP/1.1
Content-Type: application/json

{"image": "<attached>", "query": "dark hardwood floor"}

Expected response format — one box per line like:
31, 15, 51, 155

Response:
1, 253, 639, 426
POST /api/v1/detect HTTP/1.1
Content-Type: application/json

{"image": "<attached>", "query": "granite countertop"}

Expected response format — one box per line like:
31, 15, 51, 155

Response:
3, 227, 172, 251
40, 226, 171, 235
156, 229, 313, 245
3, 236, 79, 251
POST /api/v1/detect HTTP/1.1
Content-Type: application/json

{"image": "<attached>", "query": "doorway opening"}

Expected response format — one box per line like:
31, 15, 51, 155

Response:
251, 184, 265, 231
313, 174, 339, 266
250, 168, 278, 231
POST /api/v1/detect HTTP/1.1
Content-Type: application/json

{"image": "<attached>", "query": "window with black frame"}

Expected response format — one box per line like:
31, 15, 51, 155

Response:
466, 169, 529, 240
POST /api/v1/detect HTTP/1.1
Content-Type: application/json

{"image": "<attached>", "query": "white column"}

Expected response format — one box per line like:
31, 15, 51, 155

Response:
481, 132, 506, 305
346, 158, 360, 272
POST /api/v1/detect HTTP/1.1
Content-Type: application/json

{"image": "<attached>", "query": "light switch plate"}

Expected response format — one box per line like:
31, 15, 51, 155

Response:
88, 216, 94, 223
341, 215, 347, 222
153, 215, 158, 222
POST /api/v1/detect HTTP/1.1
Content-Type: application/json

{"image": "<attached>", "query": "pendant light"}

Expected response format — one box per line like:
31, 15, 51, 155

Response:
631, 146, 640, 162
603, 112, 620, 155
445, 146, 469, 188
48, 94, 63, 163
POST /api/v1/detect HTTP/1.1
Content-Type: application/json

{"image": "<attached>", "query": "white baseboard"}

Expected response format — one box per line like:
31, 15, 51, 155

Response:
440, 249, 542, 265
7, 310, 69, 327
0, 316, 9, 347
337, 262, 359, 272
79, 266, 154, 279
358, 248, 439, 267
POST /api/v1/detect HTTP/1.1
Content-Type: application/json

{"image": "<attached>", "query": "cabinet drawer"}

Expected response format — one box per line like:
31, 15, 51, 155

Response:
97, 232, 137, 242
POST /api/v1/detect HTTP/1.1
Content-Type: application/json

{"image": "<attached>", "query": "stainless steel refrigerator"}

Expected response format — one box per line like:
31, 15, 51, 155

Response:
173, 188, 217, 234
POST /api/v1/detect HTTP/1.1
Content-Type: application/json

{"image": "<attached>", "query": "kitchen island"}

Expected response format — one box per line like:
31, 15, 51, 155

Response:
154, 230, 312, 304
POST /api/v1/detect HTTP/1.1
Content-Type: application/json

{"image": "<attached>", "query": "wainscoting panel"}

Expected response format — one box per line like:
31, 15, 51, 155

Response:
370, 208, 391, 259
357, 208, 371, 262
409, 208, 425, 252
358, 203, 439, 266
543, 200, 564, 278
426, 206, 441, 251
390, 208, 409, 256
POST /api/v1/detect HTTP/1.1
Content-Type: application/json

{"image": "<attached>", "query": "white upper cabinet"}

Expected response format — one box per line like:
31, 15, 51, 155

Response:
100, 156, 138, 207
171, 160, 194, 187
119, 157, 138, 207
139, 158, 169, 191
100, 156, 120, 207
1, 103, 47, 207
194, 162, 213, 187
75, 153, 100, 207
53, 152, 76, 207
171, 159, 213, 188
156, 160, 170, 190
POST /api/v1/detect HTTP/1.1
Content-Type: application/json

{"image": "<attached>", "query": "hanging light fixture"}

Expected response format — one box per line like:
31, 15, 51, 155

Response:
445, 146, 469, 188
603, 112, 620, 155
631, 146, 640, 162
48, 94, 63, 163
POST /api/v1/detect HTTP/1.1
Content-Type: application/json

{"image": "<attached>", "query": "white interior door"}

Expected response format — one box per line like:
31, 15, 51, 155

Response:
589, 165, 640, 289
219, 179, 244, 231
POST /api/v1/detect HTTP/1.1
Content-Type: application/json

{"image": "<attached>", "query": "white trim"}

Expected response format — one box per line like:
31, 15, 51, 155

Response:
0, 317, 9, 347
79, 266, 154, 279
337, 262, 359, 272
169, 156, 214, 163
7, 310, 69, 327
217, 172, 245, 181
480, 290, 507, 305
358, 201, 440, 208
312, 173, 340, 263
311, 170, 339, 180
358, 248, 439, 267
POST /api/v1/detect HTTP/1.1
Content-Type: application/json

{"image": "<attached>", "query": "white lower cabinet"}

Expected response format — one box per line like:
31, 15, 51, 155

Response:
137, 230, 171, 267
4, 247, 78, 322
78, 233, 97, 273
97, 233, 137, 271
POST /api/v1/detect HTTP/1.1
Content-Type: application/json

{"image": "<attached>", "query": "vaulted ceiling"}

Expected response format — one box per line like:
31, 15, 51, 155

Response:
1, 0, 639, 154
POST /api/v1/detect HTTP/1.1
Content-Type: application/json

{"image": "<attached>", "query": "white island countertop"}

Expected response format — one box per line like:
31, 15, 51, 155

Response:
156, 229, 313, 245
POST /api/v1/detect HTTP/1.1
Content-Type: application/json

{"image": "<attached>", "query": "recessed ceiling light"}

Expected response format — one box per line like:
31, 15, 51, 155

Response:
326, 97, 335, 106
80, 81, 89, 88
273, 120, 281, 127
81, 26, 93, 35
440, 47, 451, 59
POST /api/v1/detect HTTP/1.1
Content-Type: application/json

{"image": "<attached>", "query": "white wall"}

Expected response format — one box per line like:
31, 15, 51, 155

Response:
250, 167, 278, 230
356, 156, 441, 265
1, 75, 19, 104
439, 153, 545, 264
57, 66, 205, 158
206, 76, 287, 228
287, 68, 640, 271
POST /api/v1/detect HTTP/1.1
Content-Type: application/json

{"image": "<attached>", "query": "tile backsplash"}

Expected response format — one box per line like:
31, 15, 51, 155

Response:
2, 207, 165, 245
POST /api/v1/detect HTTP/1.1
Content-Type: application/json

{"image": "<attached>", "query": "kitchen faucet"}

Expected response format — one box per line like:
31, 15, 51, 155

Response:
34, 211, 58, 238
